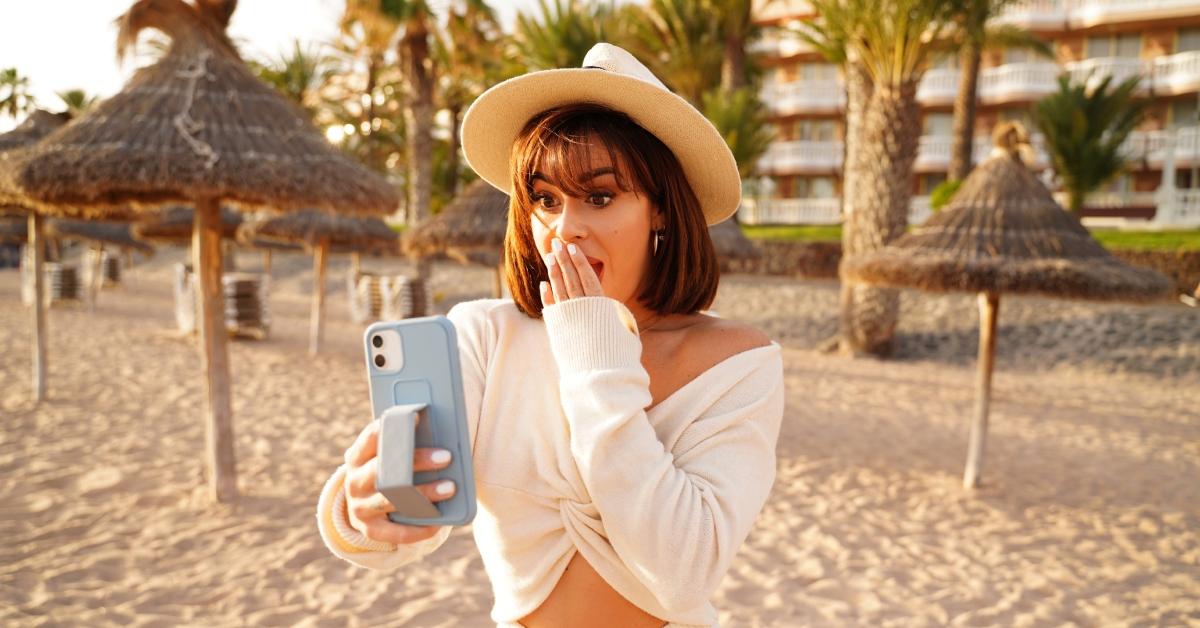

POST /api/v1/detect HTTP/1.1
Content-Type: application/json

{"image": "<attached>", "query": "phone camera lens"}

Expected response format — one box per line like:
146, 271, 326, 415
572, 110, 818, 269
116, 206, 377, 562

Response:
371, 335, 383, 348
374, 355, 386, 368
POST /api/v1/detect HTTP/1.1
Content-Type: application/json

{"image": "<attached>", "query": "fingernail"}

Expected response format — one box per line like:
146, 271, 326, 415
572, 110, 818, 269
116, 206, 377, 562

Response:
551, 239, 563, 252
436, 480, 455, 496
544, 253, 556, 266
567, 243, 577, 255
431, 449, 451, 464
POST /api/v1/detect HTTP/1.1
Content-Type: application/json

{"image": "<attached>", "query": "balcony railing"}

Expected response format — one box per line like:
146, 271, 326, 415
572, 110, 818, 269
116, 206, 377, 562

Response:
994, 0, 1067, 29
1141, 126, 1200, 167
978, 62, 1061, 102
1159, 189, 1200, 227
739, 196, 941, 225
1152, 51, 1200, 95
757, 140, 843, 173
917, 68, 960, 105
751, 32, 816, 58
1065, 57, 1147, 91
1067, 0, 1200, 28
739, 197, 841, 224
762, 80, 845, 114
915, 134, 1051, 171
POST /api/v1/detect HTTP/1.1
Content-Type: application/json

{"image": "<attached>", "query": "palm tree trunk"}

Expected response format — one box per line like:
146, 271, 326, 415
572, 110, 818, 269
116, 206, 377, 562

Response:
401, 22, 435, 280
721, 35, 747, 91
949, 42, 982, 181
445, 105, 462, 198
838, 81, 922, 357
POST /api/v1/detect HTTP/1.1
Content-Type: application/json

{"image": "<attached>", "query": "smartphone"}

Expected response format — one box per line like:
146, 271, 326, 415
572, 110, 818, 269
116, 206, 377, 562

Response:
364, 316, 476, 527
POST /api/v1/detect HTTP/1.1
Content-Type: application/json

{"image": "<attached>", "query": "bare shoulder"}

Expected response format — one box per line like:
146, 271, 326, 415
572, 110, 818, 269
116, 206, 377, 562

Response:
681, 315, 772, 371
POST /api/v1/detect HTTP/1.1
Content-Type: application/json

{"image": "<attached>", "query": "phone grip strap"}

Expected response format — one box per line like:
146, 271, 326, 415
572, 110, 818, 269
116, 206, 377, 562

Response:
376, 403, 441, 519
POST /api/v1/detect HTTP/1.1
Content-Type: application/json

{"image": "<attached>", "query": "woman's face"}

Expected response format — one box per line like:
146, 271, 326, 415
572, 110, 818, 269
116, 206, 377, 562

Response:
528, 141, 662, 307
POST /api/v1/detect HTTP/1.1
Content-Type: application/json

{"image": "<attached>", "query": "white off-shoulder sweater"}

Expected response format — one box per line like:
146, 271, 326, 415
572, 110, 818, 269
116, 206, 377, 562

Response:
316, 296, 785, 627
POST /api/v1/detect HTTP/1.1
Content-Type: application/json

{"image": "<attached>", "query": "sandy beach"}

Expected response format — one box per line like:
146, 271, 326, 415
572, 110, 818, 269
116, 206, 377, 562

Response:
1, 247, 1197, 626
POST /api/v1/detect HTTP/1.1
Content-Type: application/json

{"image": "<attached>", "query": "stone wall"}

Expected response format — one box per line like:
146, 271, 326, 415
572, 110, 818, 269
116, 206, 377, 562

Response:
727, 240, 1200, 295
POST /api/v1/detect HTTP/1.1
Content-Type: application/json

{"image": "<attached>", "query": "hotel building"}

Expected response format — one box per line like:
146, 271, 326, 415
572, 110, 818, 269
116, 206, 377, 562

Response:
744, 0, 1200, 228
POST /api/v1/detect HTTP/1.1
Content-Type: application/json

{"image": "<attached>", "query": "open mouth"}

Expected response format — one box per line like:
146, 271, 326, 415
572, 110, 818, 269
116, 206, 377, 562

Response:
587, 259, 604, 283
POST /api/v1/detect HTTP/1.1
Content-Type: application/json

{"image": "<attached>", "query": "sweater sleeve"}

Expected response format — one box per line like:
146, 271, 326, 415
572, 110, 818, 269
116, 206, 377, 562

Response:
541, 297, 784, 613
314, 300, 492, 569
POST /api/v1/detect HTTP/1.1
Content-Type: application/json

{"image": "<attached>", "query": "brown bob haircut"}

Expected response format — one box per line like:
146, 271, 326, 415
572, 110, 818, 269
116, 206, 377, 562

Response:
504, 103, 720, 318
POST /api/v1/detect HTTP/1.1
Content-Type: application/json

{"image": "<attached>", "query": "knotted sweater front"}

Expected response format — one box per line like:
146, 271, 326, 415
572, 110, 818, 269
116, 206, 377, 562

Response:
316, 296, 785, 627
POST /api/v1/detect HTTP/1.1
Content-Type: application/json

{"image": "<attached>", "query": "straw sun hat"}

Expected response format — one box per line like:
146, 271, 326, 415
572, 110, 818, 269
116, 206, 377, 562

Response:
460, 43, 741, 226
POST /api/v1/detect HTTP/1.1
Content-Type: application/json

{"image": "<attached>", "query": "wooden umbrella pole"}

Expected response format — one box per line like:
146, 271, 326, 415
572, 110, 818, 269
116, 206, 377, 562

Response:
964, 291, 1000, 489
194, 198, 238, 502
351, 251, 361, 279
309, 238, 329, 355
29, 213, 47, 402
493, 262, 503, 299
89, 243, 105, 311
262, 249, 272, 276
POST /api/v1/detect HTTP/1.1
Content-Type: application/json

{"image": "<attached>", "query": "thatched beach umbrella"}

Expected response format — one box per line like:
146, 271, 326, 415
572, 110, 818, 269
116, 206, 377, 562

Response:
708, 218, 759, 263
237, 209, 401, 354
842, 124, 1173, 489
404, 179, 509, 296
8, 0, 397, 502
0, 109, 72, 403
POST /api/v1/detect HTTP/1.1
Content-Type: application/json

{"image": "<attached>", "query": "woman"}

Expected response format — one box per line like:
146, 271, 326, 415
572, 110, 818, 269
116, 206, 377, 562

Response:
316, 43, 785, 627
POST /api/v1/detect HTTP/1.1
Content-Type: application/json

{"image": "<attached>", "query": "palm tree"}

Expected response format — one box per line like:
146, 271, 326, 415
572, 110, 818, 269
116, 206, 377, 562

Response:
800, 0, 959, 356
626, 0, 723, 105
947, 0, 1053, 180
702, 87, 775, 180
513, 0, 616, 70
249, 40, 336, 115
56, 89, 99, 117
435, 0, 505, 200
333, 10, 402, 175
0, 68, 37, 121
1032, 74, 1148, 214
713, 0, 757, 91
345, 0, 438, 229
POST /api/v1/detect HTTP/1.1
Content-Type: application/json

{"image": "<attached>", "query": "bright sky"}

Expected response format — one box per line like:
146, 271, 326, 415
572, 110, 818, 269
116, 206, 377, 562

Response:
0, 0, 546, 131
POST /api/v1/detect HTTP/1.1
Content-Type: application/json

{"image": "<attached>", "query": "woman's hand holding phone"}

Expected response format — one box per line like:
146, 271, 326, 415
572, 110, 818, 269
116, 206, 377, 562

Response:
342, 419, 457, 545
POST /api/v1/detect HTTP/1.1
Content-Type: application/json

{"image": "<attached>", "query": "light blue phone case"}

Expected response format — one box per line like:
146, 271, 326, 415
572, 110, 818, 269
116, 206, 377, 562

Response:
364, 316, 476, 527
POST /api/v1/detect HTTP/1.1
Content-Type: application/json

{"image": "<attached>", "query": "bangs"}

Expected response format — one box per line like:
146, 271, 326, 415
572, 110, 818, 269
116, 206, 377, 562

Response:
511, 107, 657, 214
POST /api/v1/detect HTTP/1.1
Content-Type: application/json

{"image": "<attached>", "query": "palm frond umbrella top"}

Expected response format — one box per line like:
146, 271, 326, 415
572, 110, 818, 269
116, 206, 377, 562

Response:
708, 218, 759, 262
236, 209, 400, 256
0, 110, 71, 212
48, 219, 155, 256
841, 122, 1172, 490
843, 126, 1172, 302
132, 205, 242, 245
10, 0, 398, 218
0, 110, 71, 152
403, 179, 508, 265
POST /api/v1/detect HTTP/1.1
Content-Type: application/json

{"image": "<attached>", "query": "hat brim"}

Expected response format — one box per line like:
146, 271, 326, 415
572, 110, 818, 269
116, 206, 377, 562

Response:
460, 68, 741, 226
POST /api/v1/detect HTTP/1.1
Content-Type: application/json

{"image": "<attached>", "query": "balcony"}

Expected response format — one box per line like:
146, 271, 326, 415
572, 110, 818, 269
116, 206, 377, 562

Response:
757, 140, 843, 173
739, 197, 841, 224
751, 32, 816, 58
1157, 189, 1200, 227
917, 68, 960, 106
994, 0, 1067, 30
762, 80, 845, 115
738, 196, 943, 225
1152, 51, 1200, 96
978, 62, 1061, 103
1067, 0, 1200, 28
914, 134, 1051, 172
753, 0, 816, 23
1140, 126, 1200, 168
1065, 57, 1148, 92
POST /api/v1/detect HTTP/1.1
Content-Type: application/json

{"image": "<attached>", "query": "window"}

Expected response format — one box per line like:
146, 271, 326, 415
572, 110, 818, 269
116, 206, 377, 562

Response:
786, 176, 837, 198
799, 62, 837, 82
923, 113, 954, 136
1179, 28, 1200, 53
796, 119, 836, 142
1086, 34, 1141, 58
1171, 100, 1198, 128
919, 173, 947, 195
1005, 49, 1034, 64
